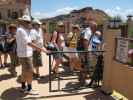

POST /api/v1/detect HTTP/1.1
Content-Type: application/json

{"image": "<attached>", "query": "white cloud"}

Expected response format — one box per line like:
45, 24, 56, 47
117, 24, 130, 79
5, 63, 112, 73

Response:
105, 6, 133, 20
56, 7, 77, 14
115, 6, 121, 11
32, 6, 78, 19
32, 6, 133, 21
32, 12, 50, 19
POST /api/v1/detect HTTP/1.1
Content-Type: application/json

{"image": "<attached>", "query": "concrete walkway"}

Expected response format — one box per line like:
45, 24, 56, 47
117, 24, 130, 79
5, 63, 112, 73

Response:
0, 53, 114, 100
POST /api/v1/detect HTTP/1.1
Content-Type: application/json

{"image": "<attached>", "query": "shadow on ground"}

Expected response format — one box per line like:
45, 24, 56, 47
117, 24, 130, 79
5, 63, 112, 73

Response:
37, 74, 49, 84
0, 74, 15, 81
62, 82, 86, 93
18, 90, 114, 100
84, 91, 115, 100
1, 87, 27, 100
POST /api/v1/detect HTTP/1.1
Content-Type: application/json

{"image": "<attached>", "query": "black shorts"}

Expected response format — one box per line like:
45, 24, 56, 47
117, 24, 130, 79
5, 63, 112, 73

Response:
0, 43, 11, 53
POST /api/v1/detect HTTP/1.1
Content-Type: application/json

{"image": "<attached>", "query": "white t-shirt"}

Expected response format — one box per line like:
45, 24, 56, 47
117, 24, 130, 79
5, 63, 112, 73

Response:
16, 26, 33, 57
83, 27, 92, 41
82, 27, 92, 50
30, 28, 44, 49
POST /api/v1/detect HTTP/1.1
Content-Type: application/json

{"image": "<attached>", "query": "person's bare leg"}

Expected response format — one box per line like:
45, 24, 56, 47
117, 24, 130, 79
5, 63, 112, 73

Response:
35, 67, 39, 75
52, 58, 61, 73
21, 71, 27, 90
0, 53, 3, 67
34, 67, 40, 78
4, 53, 8, 66
26, 71, 33, 85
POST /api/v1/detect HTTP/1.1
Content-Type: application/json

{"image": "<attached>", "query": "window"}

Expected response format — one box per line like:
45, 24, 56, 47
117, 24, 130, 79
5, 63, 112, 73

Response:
7, 10, 11, 18
19, 9, 23, 17
12, 12, 18, 19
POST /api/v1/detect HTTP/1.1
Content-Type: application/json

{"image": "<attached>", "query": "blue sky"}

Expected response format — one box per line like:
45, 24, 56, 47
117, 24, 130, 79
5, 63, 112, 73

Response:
31, 0, 133, 19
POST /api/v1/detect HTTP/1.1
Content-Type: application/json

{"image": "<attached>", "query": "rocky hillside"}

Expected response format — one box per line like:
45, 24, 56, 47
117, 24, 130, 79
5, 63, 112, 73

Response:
41, 7, 110, 25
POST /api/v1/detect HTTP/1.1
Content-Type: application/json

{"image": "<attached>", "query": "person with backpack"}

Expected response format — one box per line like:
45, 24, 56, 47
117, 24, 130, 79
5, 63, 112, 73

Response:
64, 24, 81, 70
78, 20, 98, 85
7, 24, 18, 76
50, 21, 66, 73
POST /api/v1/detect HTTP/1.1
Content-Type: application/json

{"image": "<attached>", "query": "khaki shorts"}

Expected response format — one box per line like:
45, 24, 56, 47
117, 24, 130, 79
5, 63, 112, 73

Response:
63, 47, 78, 58
33, 51, 42, 67
19, 57, 33, 73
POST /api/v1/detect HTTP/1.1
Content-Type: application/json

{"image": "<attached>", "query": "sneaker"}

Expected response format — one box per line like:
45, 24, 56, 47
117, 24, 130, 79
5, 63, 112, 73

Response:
20, 88, 27, 92
3, 63, 8, 67
58, 68, 64, 72
1, 64, 4, 68
36, 74, 40, 79
33, 74, 40, 79
25, 89, 39, 95
85, 79, 91, 86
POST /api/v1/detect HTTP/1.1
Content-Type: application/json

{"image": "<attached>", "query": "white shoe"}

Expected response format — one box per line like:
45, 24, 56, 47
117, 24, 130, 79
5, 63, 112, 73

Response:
85, 79, 91, 86
58, 68, 64, 72
25, 89, 39, 95
20, 88, 27, 92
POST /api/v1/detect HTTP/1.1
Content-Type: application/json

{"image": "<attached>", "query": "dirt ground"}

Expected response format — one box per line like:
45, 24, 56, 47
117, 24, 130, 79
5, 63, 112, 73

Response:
0, 53, 114, 100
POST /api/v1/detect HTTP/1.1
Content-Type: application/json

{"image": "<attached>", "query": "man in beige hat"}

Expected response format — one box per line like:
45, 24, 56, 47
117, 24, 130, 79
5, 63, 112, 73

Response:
64, 24, 81, 70
16, 15, 48, 95
30, 18, 44, 79
7, 24, 18, 76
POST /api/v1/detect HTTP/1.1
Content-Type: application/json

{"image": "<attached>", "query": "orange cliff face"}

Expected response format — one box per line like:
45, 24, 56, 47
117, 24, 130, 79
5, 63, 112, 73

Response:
41, 7, 110, 25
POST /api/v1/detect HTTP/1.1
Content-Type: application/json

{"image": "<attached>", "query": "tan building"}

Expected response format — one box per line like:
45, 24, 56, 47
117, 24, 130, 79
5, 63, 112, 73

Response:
0, 0, 31, 34
0, 0, 31, 20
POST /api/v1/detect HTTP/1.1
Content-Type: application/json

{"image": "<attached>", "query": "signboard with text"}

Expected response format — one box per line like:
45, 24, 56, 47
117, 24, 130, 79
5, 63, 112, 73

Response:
116, 38, 129, 63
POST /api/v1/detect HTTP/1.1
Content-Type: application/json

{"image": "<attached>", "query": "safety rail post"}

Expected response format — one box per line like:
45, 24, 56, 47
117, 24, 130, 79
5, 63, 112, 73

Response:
48, 50, 105, 92
49, 54, 52, 92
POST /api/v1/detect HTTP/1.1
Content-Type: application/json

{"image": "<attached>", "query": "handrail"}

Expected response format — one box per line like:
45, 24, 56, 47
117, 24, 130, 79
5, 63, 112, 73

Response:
48, 50, 105, 54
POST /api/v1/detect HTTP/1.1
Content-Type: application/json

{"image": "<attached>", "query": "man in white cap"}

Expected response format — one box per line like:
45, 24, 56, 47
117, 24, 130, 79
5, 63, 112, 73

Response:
78, 20, 97, 85
16, 15, 48, 95
30, 18, 44, 79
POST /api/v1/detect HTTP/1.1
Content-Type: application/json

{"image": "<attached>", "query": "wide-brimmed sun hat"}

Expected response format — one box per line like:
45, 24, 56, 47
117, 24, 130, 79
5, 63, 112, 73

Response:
8, 24, 17, 29
95, 31, 102, 36
72, 24, 80, 29
57, 21, 64, 26
32, 18, 42, 25
17, 15, 31, 22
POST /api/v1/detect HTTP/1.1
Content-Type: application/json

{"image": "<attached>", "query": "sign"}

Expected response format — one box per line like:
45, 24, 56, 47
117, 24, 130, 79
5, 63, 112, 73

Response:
116, 38, 129, 63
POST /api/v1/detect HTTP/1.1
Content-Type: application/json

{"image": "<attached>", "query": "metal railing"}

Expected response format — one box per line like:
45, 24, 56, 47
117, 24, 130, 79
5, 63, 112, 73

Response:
48, 50, 105, 92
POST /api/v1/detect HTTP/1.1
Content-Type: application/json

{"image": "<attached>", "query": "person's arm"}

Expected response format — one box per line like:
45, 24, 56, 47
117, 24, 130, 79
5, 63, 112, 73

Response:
83, 39, 89, 50
28, 42, 48, 53
19, 29, 48, 53
51, 31, 57, 45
